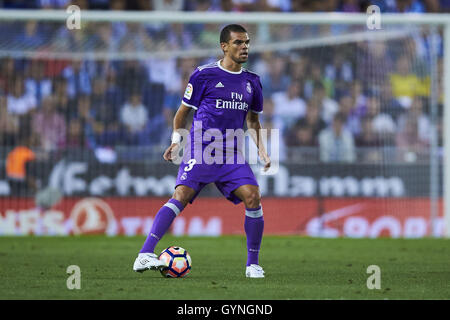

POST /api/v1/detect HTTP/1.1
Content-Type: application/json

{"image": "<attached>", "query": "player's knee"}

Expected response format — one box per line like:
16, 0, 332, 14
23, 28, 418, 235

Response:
244, 191, 261, 209
172, 187, 194, 208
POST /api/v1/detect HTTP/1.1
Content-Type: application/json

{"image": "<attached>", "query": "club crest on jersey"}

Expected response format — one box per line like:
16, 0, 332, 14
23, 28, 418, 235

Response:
184, 83, 193, 100
246, 82, 252, 94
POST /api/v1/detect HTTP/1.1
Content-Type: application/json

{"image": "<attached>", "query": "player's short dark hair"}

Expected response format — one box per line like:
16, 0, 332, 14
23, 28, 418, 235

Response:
220, 24, 247, 44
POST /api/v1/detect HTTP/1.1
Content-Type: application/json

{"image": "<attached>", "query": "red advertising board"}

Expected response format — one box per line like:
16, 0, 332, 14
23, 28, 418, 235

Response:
0, 197, 444, 237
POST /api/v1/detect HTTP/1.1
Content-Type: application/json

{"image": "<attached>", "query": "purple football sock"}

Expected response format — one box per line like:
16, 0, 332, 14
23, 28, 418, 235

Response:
244, 206, 264, 266
140, 198, 184, 254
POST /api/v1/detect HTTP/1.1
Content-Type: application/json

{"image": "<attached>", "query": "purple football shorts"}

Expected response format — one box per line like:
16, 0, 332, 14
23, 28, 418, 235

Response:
175, 160, 259, 205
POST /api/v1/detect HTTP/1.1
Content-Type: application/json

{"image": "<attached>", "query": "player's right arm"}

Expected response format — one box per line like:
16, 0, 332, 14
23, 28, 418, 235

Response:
163, 104, 192, 162
164, 67, 205, 162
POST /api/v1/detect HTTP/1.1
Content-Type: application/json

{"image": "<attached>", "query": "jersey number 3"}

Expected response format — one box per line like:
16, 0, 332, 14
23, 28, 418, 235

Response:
184, 159, 197, 172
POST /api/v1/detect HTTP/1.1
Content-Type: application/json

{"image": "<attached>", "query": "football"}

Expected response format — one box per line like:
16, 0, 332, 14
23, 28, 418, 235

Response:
158, 246, 192, 278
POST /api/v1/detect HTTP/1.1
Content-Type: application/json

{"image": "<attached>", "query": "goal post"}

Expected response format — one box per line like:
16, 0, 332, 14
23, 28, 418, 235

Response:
444, 22, 450, 238
0, 10, 449, 237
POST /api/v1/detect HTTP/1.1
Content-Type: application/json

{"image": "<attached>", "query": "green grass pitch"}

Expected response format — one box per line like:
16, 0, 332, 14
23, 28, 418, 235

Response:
0, 235, 449, 300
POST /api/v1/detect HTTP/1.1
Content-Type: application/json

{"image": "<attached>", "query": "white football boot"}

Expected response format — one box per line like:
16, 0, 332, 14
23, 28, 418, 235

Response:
133, 253, 166, 273
245, 264, 265, 278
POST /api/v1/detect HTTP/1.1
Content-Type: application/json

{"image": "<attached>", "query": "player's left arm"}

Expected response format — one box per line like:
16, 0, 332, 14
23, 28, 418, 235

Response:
246, 111, 271, 171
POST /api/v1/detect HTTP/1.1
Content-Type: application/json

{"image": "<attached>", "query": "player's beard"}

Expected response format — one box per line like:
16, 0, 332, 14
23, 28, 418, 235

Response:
233, 53, 248, 65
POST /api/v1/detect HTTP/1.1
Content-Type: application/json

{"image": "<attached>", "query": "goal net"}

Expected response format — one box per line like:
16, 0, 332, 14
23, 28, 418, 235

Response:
0, 11, 444, 237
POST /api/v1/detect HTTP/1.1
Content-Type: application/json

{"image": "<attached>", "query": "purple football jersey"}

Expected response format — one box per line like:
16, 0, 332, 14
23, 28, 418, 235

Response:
176, 60, 263, 204
181, 60, 263, 164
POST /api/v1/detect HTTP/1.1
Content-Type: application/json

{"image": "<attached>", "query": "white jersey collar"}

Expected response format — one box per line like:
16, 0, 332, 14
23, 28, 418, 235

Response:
218, 60, 243, 74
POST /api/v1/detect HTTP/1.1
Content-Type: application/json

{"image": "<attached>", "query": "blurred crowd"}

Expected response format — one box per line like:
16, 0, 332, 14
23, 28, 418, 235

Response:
0, 0, 446, 166
0, 0, 449, 13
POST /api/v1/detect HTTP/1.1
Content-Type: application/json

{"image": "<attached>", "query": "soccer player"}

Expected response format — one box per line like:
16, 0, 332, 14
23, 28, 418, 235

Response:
133, 24, 271, 278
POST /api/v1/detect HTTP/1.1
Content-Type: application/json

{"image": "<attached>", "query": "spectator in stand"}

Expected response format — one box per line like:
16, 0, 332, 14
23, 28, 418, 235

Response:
397, 96, 431, 145
145, 56, 180, 105
285, 123, 316, 147
138, 109, 173, 146
319, 112, 356, 163
365, 94, 396, 145
378, 81, 404, 121
438, 0, 450, 12
198, 22, 221, 47
355, 115, 383, 148
263, 0, 292, 12
167, 23, 194, 50
1, 0, 38, 8
25, 59, 52, 106
355, 115, 384, 163
31, 95, 66, 151
91, 22, 120, 53
231, 0, 259, 11
396, 114, 429, 162
304, 62, 330, 100
70, 0, 89, 10
395, 0, 426, 13
5, 133, 38, 197
218, 0, 241, 11
271, 81, 306, 133
152, 0, 185, 11
76, 94, 91, 123
324, 50, 353, 99
402, 36, 435, 97
179, 0, 212, 44
116, 59, 147, 98
161, 59, 188, 131
53, 76, 77, 122
293, 100, 327, 145
252, 51, 272, 82
14, 21, 46, 49
7, 75, 37, 116
389, 55, 422, 109
0, 57, 16, 94
356, 41, 393, 94
310, 81, 339, 125
369, 0, 402, 12
66, 118, 86, 148
270, 24, 295, 42
90, 76, 122, 115
36, 0, 71, 9
104, 67, 125, 111
88, 0, 109, 10
249, 117, 286, 163
339, 0, 360, 12
261, 54, 290, 98
288, 55, 308, 89
0, 94, 19, 146
88, 98, 121, 147
76, 94, 100, 148
108, 0, 128, 49
350, 80, 367, 116
337, 92, 361, 136
120, 91, 149, 145
63, 60, 92, 99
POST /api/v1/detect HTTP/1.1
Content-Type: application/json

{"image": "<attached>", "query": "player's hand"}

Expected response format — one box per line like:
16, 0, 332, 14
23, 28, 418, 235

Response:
259, 151, 271, 172
163, 143, 180, 162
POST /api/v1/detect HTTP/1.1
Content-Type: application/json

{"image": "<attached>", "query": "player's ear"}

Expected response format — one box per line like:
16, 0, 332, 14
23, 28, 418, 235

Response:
220, 41, 228, 54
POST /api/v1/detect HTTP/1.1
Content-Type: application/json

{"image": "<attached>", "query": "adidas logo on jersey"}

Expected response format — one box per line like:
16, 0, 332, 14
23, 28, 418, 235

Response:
215, 82, 224, 88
